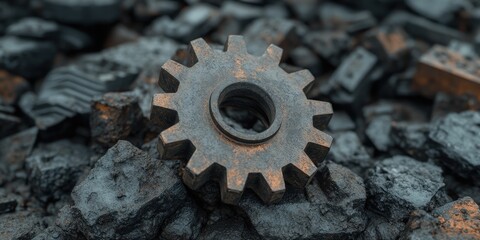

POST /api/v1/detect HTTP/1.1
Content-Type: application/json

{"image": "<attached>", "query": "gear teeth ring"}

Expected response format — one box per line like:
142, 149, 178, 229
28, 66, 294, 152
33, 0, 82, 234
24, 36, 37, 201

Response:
151, 35, 333, 204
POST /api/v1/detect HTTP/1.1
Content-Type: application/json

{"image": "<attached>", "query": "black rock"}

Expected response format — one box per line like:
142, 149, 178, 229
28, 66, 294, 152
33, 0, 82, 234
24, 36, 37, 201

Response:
400, 197, 480, 239
0, 70, 29, 106
328, 131, 372, 177
429, 111, 480, 183
0, 36, 56, 79
198, 214, 259, 240
0, 104, 21, 139
42, 0, 121, 25
90, 92, 144, 150
160, 200, 205, 240
238, 162, 368, 240
26, 140, 91, 202
71, 141, 188, 239
0, 211, 45, 240
0, 127, 38, 178
358, 212, 405, 240
0, 196, 17, 215
431, 93, 480, 121
366, 156, 448, 220
132, 0, 181, 21
304, 31, 353, 67
366, 115, 393, 152
390, 122, 431, 160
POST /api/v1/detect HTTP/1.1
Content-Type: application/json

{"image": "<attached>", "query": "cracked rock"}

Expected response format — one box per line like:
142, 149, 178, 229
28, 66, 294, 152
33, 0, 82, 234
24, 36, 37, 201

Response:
71, 141, 187, 240
328, 131, 372, 177
26, 140, 91, 202
0, 211, 45, 240
428, 111, 480, 183
400, 197, 480, 240
366, 156, 449, 220
239, 161, 367, 240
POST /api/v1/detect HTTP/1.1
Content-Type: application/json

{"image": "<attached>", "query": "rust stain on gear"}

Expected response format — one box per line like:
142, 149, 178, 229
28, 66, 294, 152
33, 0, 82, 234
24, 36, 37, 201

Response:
151, 35, 333, 204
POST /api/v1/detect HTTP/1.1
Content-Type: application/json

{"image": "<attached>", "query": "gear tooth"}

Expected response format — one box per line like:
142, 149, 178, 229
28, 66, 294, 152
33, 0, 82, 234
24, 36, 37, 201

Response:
286, 152, 317, 187
263, 171, 286, 193
183, 151, 214, 189
262, 44, 283, 65
221, 169, 247, 204
158, 124, 195, 160
152, 93, 177, 110
309, 100, 333, 130
305, 129, 332, 165
224, 35, 247, 53
150, 93, 178, 130
189, 38, 213, 60
289, 69, 315, 91
253, 171, 285, 204
159, 60, 186, 93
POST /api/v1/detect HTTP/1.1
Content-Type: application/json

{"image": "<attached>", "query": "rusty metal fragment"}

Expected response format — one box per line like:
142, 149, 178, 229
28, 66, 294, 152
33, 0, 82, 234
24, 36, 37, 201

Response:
413, 45, 480, 100
151, 36, 333, 204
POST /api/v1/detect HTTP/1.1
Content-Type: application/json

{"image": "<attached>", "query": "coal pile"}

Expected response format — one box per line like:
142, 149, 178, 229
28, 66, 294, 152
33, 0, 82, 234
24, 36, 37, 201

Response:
1, 0, 480, 240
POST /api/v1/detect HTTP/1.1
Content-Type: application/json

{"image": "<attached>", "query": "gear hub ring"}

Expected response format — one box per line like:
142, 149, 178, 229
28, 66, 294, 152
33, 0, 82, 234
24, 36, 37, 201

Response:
151, 35, 333, 204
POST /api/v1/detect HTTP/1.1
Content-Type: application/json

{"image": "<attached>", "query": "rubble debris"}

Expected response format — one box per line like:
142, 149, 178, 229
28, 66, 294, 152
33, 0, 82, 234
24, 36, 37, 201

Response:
160, 200, 205, 240
358, 212, 405, 240
0, 211, 45, 240
428, 111, 480, 182
146, 4, 221, 43
413, 45, 480, 100
0, 70, 28, 105
71, 141, 187, 239
0, 36, 56, 79
26, 140, 91, 202
42, 0, 121, 25
431, 93, 480, 121
366, 115, 393, 152
0, 196, 17, 214
319, 2, 377, 34
132, 0, 181, 21
0, 127, 38, 174
304, 30, 353, 66
326, 47, 377, 107
405, 0, 470, 25
390, 122, 431, 160
6, 17, 92, 52
327, 111, 356, 132
0, 104, 21, 138
243, 18, 299, 56
90, 92, 144, 150
366, 156, 449, 220
328, 131, 372, 177
400, 197, 480, 239
239, 162, 367, 240
198, 214, 259, 240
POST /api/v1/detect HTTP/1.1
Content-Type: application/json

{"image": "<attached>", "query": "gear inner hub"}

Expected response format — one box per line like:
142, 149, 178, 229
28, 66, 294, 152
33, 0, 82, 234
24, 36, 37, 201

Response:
209, 81, 282, 144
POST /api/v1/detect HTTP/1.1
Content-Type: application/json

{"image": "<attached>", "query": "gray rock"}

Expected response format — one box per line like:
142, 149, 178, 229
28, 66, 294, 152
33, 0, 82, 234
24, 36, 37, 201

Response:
198, 215, 260, 240
160, 200, 205, 240
428, 111, 480, 183
71, 141, 187, 240
0, 127, 38, 179
391, 122, 431, 161
0, 211, 45, 240
26, 140, 91, 202
400, 197, 480, 240
328, 131, 372, 177
366, 156, 448, 220
358, 212, 404, 240
366, 115, 393, 152
239, 161, 367, 240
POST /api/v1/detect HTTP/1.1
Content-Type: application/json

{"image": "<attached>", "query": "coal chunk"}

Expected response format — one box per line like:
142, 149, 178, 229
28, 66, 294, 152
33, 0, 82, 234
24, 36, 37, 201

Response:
319, 2, 377, 34
90, 92, 144, 150
304, 31, 353, 66
71, 141, 188, 239
0, 70, 28, 105
42, 0, 121, 25
328, 131, 372, 177
327, 111, 355, 132
358, 212, 405, 240
400, 197, 480, 239
431, 93, 480, 121
0, 211, 45, 239
26, 140, 91, 202
146, 4, 221, 43
239, 162, 367, 239
160, 200, 205, 240
390, 122, 431, 160
0, 196, 17, 215
429, 111, 480, 182
366, 115, 393, 152
366, 156, 448, 220
0, 104, 21, 139
198, 211, 260, 240
0, 37, 56, 79
0, 127, 38, 176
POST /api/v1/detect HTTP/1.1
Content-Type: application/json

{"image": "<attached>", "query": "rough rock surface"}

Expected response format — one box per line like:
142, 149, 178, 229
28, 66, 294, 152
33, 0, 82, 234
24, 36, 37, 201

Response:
328, 131, 372, 177
366, 156, 449, 220
391, 122, 431, 161
428, 111, 480, 182
400, 197, 480, 240
358, 212, 405, 240
71, 140, 187, 240
26, 140, 91, 202
0, 211, 45, 240
239, 161, 368, 240
160, 200, 205, 240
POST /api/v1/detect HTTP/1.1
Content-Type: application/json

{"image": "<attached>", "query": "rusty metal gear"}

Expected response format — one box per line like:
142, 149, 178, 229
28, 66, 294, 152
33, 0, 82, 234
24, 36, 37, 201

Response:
151, 35, 333, 204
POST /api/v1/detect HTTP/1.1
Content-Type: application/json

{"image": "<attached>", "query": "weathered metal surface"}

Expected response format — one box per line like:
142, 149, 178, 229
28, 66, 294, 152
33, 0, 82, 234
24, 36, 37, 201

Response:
413, 45, 480, 100
151, 36, 333, 204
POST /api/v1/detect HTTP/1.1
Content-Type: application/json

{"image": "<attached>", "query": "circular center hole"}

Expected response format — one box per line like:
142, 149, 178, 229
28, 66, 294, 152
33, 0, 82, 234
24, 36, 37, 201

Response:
210, 82, 280, 144
219, 83, 274, 134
